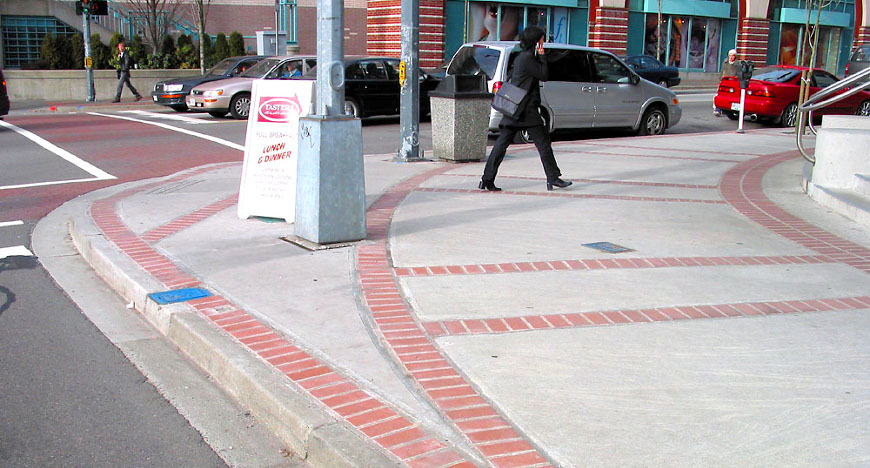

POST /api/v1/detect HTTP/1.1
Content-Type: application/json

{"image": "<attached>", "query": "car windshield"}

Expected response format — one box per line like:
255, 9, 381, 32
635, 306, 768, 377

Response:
851, 46, 869, 62
752, 67, 800, 83
447, 46, 502, 80
205, 58, 237, 77
241, 58, 281, 78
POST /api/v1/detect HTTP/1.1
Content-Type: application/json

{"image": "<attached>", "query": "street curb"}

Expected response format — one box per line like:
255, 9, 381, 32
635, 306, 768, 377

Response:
67, 196, 403, 467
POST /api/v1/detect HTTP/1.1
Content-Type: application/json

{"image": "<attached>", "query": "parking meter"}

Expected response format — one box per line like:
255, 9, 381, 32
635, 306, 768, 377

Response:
738, 60, 754, 89
736, 60, 754, 133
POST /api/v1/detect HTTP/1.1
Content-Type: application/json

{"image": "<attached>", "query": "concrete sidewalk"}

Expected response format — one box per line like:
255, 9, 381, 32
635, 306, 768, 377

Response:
36, 128, 870, 467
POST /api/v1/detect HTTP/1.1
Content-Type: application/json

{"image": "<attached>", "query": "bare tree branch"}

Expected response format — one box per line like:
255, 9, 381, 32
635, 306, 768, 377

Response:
125, 0, 185, 51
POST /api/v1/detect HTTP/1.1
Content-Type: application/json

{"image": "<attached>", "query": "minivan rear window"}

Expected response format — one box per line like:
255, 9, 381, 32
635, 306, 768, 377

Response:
447, 46, 501, 80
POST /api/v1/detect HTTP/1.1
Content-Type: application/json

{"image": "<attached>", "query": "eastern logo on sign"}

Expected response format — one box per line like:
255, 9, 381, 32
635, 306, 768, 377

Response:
257, 95, 303, 123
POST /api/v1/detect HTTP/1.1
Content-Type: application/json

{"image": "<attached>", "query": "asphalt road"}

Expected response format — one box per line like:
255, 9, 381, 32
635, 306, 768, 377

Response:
0, 94, 773, 466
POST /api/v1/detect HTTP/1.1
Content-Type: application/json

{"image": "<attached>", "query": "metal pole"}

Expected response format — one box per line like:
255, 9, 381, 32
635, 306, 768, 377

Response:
83, 12, 95, 102
316, 0, 344, 115
396, 0, 421, 161
275, 0, 281, 55
737, 88, 746, 133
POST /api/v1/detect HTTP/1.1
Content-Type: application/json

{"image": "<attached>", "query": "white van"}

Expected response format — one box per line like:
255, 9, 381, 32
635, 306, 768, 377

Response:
446, 42, 682, 142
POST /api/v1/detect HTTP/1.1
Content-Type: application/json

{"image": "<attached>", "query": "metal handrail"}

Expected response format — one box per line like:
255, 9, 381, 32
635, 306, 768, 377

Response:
796, 66, 870, 164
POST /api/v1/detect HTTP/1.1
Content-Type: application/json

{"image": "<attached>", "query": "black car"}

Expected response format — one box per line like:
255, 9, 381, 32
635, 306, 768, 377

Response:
152, 55, 267, 111
303, 57, 441, 118
0, 69, 9, 119
623, 55, 681, 88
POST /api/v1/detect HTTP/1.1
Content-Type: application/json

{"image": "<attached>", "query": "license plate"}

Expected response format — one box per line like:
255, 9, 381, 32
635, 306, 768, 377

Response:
730, 103, 741, 111
152, 96, 158, 102
187, 98, 195, 106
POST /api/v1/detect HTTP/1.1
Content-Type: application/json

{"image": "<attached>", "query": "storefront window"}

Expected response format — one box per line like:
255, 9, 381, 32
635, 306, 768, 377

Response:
645, 14, 721, 71
466, 3, 567, 42
551, 8, 569, 43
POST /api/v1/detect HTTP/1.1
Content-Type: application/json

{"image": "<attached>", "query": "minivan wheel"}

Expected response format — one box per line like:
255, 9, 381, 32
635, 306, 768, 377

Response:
638, 107, 666, 136
229, 92, 251, 119
518, 110, 550, 143
856, 100, 870, 117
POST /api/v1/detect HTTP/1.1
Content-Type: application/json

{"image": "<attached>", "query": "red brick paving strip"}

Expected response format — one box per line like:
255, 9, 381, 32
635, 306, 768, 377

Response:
142, 193, 239, 242
417, 187, 726, 204
88, 164, 473, 468
359, 165, 555, 468
393, 255, 836, 277
421, 296, 870, 336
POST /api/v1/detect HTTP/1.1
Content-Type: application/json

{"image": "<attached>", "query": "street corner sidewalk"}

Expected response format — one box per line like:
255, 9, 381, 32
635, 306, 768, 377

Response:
57, 129, 870, 467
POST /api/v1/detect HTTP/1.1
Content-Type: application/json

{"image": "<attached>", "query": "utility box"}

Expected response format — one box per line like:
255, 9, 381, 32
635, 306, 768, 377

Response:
429, 75, 492, 162
256, 31, 287, 56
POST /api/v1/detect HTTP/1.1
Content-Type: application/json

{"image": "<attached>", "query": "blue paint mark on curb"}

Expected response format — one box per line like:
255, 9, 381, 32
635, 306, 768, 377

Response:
582, 242, 633, 253
148, 287, 211, 304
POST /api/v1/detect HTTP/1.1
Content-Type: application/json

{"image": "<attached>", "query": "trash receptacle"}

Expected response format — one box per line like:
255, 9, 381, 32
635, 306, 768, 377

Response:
429, 75, 492, 162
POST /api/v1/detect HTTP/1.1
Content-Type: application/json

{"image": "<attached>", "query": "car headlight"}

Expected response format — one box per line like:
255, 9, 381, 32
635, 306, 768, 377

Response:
203, 89, 224, 98
164, 84, 184, 92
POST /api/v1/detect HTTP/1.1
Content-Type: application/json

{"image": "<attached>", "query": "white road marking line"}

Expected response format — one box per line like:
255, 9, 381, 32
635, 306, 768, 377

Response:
119, 109, 217, 124
0, 220, 25, 228
0, 120, 117, 180
88, 112, 245, 151
0, 245, 34, 259
0, 177, 105, 191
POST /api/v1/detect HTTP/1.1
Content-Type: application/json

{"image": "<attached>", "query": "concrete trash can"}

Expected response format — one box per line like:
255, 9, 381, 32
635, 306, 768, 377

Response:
429, 75, 492, 162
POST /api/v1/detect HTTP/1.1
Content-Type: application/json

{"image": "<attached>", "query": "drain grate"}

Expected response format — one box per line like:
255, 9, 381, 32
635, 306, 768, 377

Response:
582, 242, 633, 253
148, 287, 211, 304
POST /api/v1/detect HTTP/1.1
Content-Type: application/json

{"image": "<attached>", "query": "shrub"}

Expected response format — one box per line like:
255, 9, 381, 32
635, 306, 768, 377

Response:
229, 31, 245, 57
160, 35, 176, 57
56, 35, 74, 69
129, 35, 147, 65
90, 34, 111, 69
40, 33, 61, 69
140, 53, 176, 69
213, 33, 229, 61
71, 34, 85, 69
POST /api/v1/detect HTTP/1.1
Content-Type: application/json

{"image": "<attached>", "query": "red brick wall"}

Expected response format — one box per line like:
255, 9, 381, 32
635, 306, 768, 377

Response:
588, 8, 628, 56
366, 0, 445, 68
737, 18, 769, 65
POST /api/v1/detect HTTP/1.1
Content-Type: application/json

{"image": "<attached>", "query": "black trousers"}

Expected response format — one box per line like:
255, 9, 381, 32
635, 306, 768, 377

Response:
114, 71, 140, 100
482, 125, 561, 183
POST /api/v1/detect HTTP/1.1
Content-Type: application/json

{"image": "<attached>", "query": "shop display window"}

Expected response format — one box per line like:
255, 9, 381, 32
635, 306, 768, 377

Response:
465, 3, 577, 44
644, 14, 721, 72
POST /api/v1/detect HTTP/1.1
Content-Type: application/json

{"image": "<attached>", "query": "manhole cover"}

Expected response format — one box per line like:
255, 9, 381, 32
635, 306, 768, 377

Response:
582, 242, 633, 253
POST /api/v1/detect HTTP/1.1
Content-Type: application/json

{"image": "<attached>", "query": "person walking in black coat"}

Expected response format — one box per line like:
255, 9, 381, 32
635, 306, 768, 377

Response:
479, 26, 571, 192
112, 41, 142, 103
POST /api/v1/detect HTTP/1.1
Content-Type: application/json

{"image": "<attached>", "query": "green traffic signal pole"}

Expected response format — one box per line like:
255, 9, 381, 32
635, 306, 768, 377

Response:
82, 4, 96, 102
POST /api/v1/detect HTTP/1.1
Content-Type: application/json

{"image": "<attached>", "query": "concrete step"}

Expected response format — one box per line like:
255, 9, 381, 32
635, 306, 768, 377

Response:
821, 114, 870, 130
807, 184, 870, 226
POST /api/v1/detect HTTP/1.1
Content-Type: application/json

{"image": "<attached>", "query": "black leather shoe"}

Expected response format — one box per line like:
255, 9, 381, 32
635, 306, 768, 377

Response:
478, 180, 502, 191
135, 95, 143, 102
546, 178, 572, 191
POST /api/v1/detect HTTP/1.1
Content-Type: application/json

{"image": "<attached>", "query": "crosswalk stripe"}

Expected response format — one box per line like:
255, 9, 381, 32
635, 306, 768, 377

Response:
0, 245, 34, 259
0, 220, 24, 228
119, 110, 217, 124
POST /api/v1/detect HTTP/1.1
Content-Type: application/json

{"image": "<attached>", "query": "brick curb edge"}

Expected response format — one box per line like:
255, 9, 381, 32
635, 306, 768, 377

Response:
67, 193, 404, 468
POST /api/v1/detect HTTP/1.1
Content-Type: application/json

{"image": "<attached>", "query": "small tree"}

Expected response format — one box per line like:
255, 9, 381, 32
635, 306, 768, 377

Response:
56, 35, 74, 69
200, 34, 217, 68
175, 34, 198, 68
129, 35, 148, 65
160, 34, 177, 56
229, 31, 245, 56
213, 33, 229, 62
89, 34, 111, 69
41, 33, 60, 69
71, 34, 85, 69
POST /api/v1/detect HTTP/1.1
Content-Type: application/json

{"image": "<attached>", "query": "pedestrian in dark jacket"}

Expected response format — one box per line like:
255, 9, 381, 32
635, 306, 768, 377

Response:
479, 26, 571, 192
113, 41, 142, 103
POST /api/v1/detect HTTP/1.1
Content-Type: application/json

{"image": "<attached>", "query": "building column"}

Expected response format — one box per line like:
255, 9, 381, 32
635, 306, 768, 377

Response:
856, 26, 870, 51
587, 7, 628, 55
366, 0, 443, 68
737, 17, 769, 65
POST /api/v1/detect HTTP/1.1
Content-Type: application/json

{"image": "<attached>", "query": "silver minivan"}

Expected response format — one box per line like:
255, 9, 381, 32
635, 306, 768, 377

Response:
446, 42, 682, 141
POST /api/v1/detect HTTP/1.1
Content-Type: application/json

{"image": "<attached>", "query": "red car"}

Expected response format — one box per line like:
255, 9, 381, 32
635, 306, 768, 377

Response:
713, 65, 870, 127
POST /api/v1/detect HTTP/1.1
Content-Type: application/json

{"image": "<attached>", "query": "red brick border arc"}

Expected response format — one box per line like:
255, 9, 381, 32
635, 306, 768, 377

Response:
416, 187, 726, 204
87, 164, 474, 468
720, 151, 870, 273
357, 165, 555, 468
142, 193, 239, 243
